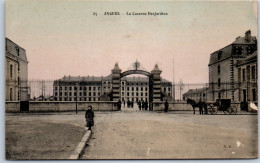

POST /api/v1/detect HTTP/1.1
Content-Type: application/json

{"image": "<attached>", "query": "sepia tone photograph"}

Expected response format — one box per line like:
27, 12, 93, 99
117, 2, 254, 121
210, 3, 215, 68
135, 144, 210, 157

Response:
4, 0, 258, 160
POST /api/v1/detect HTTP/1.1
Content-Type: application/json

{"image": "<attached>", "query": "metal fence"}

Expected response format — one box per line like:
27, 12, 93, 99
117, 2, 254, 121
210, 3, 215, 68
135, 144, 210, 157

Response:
6, 79, 257, 104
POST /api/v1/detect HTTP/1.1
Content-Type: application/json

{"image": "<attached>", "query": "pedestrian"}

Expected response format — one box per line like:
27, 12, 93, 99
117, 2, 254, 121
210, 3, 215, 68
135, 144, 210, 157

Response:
118, 99, 122, 111
164, 100, 169, 112
127, 99, 130, 108
198, 98, 203, 115
138, 100, 141, 110
141, 100, 145, 110
85, 105, 94, 130
144, 99, 148, 110
123, 100, 125, 108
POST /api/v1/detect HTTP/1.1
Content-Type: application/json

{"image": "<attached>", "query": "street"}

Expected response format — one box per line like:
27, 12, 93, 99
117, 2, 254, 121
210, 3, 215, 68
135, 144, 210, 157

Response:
81, 106, 258, 159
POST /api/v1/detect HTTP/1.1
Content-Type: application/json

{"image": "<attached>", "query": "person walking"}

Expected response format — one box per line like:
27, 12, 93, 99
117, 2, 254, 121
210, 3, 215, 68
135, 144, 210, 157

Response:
85, 105, 94, 130
164, 100, 169, 112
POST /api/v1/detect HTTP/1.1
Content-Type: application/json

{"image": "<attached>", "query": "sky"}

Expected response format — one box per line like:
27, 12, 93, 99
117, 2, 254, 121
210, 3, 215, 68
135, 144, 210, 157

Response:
5, 0, 257, 83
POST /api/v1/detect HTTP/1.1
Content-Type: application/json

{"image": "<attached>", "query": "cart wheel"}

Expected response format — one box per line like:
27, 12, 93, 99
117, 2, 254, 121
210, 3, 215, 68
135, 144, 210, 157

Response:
212, 107, 218, 115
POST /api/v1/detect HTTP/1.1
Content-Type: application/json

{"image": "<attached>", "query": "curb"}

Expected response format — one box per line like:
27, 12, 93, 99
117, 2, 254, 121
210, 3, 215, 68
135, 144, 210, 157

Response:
68, 129, 92, 159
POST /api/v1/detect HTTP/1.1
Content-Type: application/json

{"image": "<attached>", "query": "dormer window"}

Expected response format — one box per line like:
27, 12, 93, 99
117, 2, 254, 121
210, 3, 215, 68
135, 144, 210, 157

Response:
246, 45, 256, 55
234, 46, 243, 55
16, 47, 20, 56
217, 51, 222, 60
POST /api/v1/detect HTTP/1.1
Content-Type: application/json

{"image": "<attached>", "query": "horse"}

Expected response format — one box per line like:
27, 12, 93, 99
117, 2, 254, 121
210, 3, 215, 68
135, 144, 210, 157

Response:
186, 98, 208, 114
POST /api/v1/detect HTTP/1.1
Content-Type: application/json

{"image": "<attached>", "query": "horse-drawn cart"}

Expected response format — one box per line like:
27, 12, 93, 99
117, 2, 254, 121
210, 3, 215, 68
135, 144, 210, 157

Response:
208, 99, 237, 115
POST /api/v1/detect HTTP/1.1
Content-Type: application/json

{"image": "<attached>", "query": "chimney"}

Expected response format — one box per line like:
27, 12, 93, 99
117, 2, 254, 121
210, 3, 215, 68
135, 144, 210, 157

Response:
245, 30, 252, 42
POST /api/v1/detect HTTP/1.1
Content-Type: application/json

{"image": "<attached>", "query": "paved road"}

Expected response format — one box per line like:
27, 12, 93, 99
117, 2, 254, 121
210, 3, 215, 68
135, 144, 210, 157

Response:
81, 106, 258, 159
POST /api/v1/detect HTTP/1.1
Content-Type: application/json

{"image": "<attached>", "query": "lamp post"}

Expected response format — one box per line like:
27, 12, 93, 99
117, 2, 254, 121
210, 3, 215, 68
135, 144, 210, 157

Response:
76, 82, 78, 114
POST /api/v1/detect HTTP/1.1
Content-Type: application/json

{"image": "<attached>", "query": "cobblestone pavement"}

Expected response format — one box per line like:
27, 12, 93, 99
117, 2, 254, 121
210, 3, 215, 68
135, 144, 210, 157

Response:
81, 107, 258, 159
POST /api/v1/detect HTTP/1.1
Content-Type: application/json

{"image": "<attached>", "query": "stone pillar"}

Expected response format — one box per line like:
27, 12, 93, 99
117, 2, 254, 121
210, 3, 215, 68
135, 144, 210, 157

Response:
111, 63, 121, 102
151, 64, 162, 103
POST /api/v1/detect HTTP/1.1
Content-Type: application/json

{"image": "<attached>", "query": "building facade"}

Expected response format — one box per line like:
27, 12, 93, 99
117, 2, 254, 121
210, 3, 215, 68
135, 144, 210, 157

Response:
208, 30, 257, 101
5, 38, 29, 101
53, 75, 172, 102
236, 51, 257, 104
183, 87, 209, 102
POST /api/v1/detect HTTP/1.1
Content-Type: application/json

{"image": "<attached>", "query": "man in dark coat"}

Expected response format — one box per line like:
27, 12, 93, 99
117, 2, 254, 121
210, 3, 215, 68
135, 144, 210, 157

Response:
164, 100, 169, 112
198, 98, 203, 115
85, 105, 94, 130
144, 99, 148, 110
118, 99, 122, 111
141, 100, 145, 110
138, 100, 141, 110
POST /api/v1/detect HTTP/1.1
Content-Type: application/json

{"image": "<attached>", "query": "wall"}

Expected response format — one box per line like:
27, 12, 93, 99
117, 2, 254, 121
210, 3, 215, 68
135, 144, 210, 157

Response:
6, 101, 118, 112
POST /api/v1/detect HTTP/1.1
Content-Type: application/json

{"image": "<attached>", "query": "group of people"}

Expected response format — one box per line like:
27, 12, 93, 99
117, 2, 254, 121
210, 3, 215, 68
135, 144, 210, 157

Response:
137, 99, 148, 110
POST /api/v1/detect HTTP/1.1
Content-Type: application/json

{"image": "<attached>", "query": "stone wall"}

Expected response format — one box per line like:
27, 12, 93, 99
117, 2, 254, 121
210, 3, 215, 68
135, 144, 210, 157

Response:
6, 101, 118, 112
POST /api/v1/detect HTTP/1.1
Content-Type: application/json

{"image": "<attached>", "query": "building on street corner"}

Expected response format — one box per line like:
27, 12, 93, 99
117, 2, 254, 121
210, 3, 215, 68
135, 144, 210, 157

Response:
5, 38, 29, 101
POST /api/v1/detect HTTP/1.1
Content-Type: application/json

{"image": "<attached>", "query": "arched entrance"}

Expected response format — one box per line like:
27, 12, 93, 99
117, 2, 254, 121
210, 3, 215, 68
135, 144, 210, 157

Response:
111, 61, 162, 111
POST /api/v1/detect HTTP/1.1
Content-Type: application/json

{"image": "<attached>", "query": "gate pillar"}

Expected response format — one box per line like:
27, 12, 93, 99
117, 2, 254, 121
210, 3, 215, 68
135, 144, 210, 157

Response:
111, 63, 121, 101
151, 64, 162, 103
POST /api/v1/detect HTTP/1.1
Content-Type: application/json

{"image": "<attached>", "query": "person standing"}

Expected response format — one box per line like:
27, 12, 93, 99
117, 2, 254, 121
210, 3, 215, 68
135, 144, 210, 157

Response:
164, 100, 169, 112
144, 99, 148, 110
85, 105, 94, 130
138, 100, 141, 110
141, 100, 145, 110
198, 99, 203, 115
118, 99, 122, 111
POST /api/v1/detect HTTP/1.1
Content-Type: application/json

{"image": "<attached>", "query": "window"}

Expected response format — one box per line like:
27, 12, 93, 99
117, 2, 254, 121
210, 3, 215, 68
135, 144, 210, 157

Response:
9, 64, 13, 78
69, 92, 72, 96
132, 92, 134, 96
168, 87, 171, 91
16, 47, 20, 56
122, 87, 124, 91
127, 87, 129, 91
132, 87, 134, 91
98, 87, 100, 91
65, 87, 67, 90
9, 88, 12, 101
242, 69, 246, 82
89, 92, 91, 96
55, 92, 57, 96
127, 92, 129, 96
74, 86, 77, 90
65, 92, 67, 96
80, 87, 82, 90
89, 97, 91, 101
218, 78, 221, 87
94, 87, 96, 91
69, 87, 72, 90
145, 93, 147, 96
145, 87, 148, 91
141, 87, 143, 91
218, 65, 220, 74
136, 92, 139, 96
84, 92, 86, 96
164, 87, 166, 92
136, 87, 139, 91
59, 92, 62, 96
251, 66, 256, 80
55, 87, 57, 91
234, 46, 243, 55
74, 92, 77, 96
94, 92, 96, 96
89, 87, 91, 91
18, 64, 20, 72
80, 92, 82, 96
217, 51, 222, 60
60, 87, 62, 90
141, 92, 143, 96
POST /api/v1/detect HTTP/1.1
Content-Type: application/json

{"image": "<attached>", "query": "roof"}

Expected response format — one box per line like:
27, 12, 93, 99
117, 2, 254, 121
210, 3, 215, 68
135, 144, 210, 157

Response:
209, 31, 257, 66
183, 87, 208, 95
236, 51, 257, 67
57, 74, 171, 83
5, 37, 28, 63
